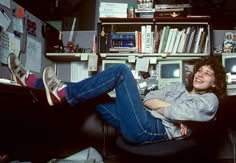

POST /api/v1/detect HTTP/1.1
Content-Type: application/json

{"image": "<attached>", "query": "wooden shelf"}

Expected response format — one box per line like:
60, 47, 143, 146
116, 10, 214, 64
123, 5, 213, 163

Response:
46, 53, 96, 61
46, 52, 205, 61
99, 16, 211, 24
99, 53, 205, 61
100, 53, 208, 57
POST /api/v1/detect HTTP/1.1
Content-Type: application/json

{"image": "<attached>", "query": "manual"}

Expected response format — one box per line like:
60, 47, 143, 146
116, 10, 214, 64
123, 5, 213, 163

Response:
100, 2, 128, 8
48, 147, 104, 163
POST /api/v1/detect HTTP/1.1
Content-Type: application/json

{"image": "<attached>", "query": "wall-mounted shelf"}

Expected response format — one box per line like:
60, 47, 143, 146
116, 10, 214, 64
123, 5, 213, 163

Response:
46, 53, 96, 61
99, 17, 211, 24
99, 53, 208, 58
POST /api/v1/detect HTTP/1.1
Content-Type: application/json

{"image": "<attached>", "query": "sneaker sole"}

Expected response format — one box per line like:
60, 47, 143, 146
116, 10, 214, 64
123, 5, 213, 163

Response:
43, 68, 54, 106
7, 54, 17, 83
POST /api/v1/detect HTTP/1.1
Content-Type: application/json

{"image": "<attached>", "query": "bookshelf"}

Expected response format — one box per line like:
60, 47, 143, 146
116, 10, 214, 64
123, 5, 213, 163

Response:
97, 17, 212, 57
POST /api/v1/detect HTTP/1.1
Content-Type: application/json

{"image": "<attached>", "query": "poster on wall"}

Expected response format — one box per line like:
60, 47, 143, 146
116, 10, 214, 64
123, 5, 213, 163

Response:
25, 36, 42, 73
0, 0, 10, 9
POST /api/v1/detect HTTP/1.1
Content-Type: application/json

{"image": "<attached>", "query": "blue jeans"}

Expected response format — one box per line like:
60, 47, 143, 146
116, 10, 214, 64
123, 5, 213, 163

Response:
35, 64, 168, 144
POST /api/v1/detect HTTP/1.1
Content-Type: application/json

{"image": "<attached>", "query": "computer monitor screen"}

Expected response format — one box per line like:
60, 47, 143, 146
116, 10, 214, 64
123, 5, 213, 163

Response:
102, 60, 126, 71
160, 64, 180, 78
222, 54, 236, 95
158, 60, 183, 88
222, 54, 236, 82
223, 57, 236, 74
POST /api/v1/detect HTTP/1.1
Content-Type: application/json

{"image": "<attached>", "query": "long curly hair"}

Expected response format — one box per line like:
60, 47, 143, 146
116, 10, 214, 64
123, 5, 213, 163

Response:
187, 56, 227, 103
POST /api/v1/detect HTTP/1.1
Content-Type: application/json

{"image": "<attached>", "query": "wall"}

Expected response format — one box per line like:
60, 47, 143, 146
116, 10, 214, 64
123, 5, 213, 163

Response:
56, 31, 97, 82
213, 30, 236, 53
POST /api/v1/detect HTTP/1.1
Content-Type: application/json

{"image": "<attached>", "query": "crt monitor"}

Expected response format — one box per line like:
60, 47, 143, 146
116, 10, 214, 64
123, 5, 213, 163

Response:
222, 54, 236, 89
102, 60, 126, 71
158, 60, 183, 88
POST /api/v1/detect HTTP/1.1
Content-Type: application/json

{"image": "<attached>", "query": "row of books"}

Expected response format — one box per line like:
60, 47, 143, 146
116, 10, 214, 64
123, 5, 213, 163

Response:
109, 33, 136, 52
108, 25, 209, 54
143, 25, 209, 54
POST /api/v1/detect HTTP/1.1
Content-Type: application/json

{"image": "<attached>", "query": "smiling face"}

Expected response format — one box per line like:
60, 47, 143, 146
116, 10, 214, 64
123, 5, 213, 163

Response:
192, 65, 216, 94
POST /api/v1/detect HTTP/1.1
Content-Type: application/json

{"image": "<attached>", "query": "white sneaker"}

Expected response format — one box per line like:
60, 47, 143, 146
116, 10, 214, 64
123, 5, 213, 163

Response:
43, 66, 67, 106
7, 53, 31, 86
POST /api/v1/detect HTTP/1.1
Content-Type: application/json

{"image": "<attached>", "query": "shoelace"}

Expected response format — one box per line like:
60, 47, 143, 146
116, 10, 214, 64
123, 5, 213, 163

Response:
15, 65, 31, 85
48, 76, 65, 92
16, 65, 27, 78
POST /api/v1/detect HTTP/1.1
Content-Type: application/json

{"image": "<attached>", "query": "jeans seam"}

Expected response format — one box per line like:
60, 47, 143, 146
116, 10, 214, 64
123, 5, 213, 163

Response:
123, 77, 166, 137
69, 77, 116, 104
98, 104, 120, 124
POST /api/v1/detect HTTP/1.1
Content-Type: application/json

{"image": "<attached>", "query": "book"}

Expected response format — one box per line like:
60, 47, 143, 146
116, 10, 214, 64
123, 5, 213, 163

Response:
158, 26, 166, 53
145, 25, 152, 53
164, 28, 174, 53
189, 27, 199, 53
111, 33, 135, 40
109, 47, 136, 52
159, 26, 170, 53
111, 40, 135, 48
168, 28, 178, 53
135, 8, 155, 12
177, 29, 186, 53
204, 35, 209, 53
172, 29, 183, 54
193, 27, 204, 53
99, 12, 127, 18
138, 31, 142, 53
198, 31, 207, 53
135, 31, 138, 52
155, 8, 184, 12
155, 4, 191, 10
154, 29, 162, 53
182, 26, 191, 53
99, 6, 128, 13
139, 12, 155, 18
100, 2, 128, 8
186, 27, 196, 53
141, 25, 146, 53
157, 27, 164, 53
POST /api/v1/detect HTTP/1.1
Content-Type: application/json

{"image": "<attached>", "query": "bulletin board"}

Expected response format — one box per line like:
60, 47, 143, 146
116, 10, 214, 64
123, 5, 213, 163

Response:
0, 0, 54, 79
